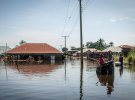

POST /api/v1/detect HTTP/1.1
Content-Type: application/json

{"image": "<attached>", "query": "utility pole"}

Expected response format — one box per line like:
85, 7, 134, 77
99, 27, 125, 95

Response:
62, 36, 69, 54
5, 42, 7, 57
79, 1, 84, 98
79, 0, 83, 63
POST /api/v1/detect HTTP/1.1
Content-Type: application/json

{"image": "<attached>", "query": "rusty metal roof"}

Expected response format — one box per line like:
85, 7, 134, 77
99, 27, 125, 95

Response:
119, 45, 133, 49
6, 43, 62, 54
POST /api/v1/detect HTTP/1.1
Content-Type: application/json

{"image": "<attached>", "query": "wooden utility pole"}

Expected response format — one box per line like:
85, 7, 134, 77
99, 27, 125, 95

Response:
62, 36, 69, 54
79, 1, 84, 98
79, 0, 83, 63
5, 42, 7, 57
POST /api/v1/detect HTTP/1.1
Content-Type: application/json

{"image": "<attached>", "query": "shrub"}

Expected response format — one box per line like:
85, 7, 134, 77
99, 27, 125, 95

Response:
113, 55, 119, 62
133, 57, 135, 64
128, 56, 132, 64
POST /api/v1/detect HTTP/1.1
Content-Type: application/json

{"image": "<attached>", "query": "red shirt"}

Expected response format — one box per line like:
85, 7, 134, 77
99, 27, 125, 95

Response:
99, 57, 105, 65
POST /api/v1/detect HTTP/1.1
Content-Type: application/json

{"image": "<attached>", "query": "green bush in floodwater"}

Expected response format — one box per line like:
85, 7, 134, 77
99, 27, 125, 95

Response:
128, 56, 132, 64
133, 58, 135, 64
128, 51, 135, 65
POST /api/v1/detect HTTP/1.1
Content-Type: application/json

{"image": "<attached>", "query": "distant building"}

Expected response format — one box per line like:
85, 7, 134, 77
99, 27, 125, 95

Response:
83, 48, 101, 53
72, 48, 101, 58
0, 46, 11, 56
84, 48, 103, 59
67, 50, 78, 56
83, 48, 101, 57
119, 45, 133, 49
6, 43, 63, 61
102, 46, 122, 55
119, 45, 134, 56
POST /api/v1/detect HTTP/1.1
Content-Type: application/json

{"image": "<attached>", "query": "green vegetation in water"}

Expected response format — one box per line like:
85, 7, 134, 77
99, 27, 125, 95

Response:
113, 55, 119, 62
113, 50, 135, 65
126, 50, 135, 65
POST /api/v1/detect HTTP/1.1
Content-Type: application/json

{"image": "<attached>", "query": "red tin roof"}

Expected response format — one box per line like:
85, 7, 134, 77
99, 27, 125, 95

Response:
7, 43, 62, 54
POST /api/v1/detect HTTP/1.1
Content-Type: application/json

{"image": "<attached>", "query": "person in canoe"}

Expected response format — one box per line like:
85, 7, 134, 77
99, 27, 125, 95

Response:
99, 54, 105, 66
97, 54, 108, 75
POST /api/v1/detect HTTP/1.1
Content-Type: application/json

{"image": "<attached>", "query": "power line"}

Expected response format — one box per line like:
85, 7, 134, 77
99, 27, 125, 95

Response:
58, 1, 81, 50
58, 1, 79, 50
61, 0, 71, 35
66, 14, 79, 43
61, 0, 79, 36
55, 0, 71, 49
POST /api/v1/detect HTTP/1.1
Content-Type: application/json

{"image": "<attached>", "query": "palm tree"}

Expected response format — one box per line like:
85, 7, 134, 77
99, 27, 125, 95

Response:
97, 38, 105, 50
109, 42, 114, 47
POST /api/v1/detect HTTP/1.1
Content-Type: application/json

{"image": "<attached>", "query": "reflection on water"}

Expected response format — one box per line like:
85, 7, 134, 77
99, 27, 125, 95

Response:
64, 60, 67, 81
107, 75, 114, 95
0, 60, 135, 100
80, 63, 83, 100
119, 67, 123, 77
96, 68, 114, 95
127, 65, 135, 80
8, 62, 63, 74
4, 63, 8, 82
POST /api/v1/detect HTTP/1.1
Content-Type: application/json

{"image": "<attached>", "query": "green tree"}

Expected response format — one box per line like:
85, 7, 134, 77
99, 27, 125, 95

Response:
70, 46, 77, 50
76, 47, 81, 50
85, 38, 110, 50
19, 40, 26, 45
86, 42, 96, 48
96, 38, 105, 50
62, 47, 68, 53
109, 42, 114, 47
86, 42, 92, 48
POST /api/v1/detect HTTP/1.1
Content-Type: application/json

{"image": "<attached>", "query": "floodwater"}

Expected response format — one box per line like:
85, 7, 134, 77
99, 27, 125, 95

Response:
0, 59, 135, 100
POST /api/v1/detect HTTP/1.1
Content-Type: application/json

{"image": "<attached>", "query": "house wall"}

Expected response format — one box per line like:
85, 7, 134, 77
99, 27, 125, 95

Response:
7, 53, 63, 61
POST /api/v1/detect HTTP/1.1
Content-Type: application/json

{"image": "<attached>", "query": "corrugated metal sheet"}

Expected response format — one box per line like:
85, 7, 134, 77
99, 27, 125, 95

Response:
6, 43, 62, 54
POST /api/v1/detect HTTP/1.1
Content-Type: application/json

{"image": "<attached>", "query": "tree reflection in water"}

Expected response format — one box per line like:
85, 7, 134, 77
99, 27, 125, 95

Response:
128, 65, 135, 80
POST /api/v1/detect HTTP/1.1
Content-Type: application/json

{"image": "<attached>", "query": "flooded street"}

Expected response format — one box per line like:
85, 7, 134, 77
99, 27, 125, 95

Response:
0, 59, 135, 100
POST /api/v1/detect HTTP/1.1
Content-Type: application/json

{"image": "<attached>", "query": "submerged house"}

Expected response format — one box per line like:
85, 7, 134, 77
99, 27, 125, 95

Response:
72, 48, 101, 58
85, 48, 102, 59
6, 43, 63, 61
119, 45, 134, 56
102, 46, 122, 55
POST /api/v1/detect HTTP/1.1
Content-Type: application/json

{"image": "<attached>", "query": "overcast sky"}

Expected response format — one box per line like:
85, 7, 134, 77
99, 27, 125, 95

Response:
0, 0, 135, 50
